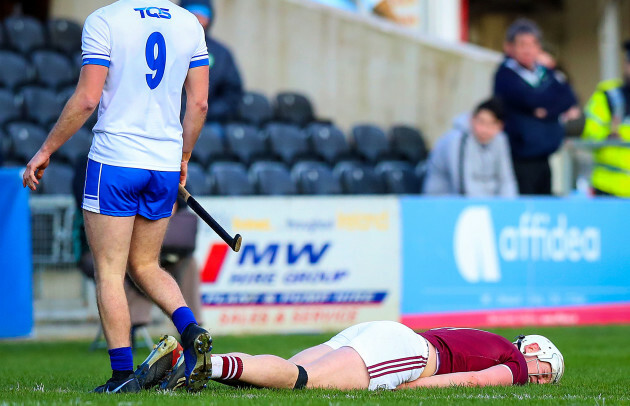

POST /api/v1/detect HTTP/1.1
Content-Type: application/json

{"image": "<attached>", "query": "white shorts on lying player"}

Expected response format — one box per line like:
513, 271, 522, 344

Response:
323, 321, 430, 390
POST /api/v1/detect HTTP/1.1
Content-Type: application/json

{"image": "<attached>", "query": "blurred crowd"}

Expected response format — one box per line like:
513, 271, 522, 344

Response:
424, 18, 630, 199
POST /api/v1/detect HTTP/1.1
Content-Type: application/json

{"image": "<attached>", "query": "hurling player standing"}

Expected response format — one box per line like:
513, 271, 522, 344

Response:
22, 1, 211, 393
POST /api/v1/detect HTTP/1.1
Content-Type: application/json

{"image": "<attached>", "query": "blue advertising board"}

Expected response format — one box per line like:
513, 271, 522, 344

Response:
0, 169, 33, 338
400, 197, 630, 327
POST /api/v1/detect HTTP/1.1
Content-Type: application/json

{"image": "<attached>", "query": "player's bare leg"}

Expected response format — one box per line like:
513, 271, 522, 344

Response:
127, 214, 212, 390
289, 344, 334, 365
209, 353, 299, 389
211, 347, 369, 390
126, 215, 187, 314
302, 347, 369, 389
83, 211, 135, 349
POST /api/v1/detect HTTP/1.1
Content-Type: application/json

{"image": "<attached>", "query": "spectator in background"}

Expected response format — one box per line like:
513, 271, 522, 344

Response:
581, 40, 630, 197
423, 99, 518, 197
312, 0, 399, 23
366, 0, 398, 22
181, 0, 244, 123
493, 19, 579, 195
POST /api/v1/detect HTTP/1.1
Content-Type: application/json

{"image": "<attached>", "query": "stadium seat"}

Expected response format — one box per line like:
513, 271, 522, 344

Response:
265, 122, 311, 164
375, 161, 421, 194
84, 110, 99, 130
416, 160, 428, 192
56, 128, 92, 165
0, 21, 5, 48
0, 88, 23, 126
0, 51, 35, 89
4, 16, 45, 54
21, 86, 65, 127
72, 51, 83, 78
185, 162, 212, 196
47, 19, 83, 55
208, 162, 253, 196
292, 161, 341, 195
191, 123, 228, 167
337, 164, 384, 195
1, 159, 23, 168
352, 124, 390, 163
332, 159, 365, 181
32, 50, 75, 89
389, 125, 428, 163
306, 123, 351, 164
249, 161, 296, 195
0, 130, 10, 163
273, 92, 314, 127
40, 163, 75, 194
237, 91, 272, 126
6, 121, 47, 163
224, 123, 269, 164
374, 160, 414, 176
57, 85, 75, 104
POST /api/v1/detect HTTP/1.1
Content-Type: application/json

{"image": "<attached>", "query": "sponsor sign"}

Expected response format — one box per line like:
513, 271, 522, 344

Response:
401, 197, 630, 328
195, 196, 400, 334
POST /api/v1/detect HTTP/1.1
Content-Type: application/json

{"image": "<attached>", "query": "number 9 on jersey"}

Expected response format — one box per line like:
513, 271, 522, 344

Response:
145, 32, 166, 89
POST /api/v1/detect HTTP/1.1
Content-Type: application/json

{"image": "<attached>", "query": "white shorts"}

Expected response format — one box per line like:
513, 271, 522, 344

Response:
323, 321, 429, 390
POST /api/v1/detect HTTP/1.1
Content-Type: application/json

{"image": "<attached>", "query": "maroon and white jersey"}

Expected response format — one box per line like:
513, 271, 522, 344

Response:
418, 328, 528, 385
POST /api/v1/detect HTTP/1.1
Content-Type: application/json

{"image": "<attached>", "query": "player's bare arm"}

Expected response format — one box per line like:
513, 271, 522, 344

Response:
23, 65, 107, 191
397, 365, 514, 389
180, 65, 209, 186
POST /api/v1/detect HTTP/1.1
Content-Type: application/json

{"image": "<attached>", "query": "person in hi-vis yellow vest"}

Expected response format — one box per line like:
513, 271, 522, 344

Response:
582, 40, 630, 197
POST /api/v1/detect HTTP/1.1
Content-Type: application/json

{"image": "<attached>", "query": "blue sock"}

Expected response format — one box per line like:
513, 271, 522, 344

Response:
108, 347, 133, 373
172, 306, 197, 335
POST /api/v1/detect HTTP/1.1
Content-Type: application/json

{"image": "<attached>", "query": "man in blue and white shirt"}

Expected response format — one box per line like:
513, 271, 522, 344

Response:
23, 0, 213, 393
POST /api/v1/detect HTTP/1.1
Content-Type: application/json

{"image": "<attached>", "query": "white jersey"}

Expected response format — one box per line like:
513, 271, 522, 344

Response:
82, 0, 209, 171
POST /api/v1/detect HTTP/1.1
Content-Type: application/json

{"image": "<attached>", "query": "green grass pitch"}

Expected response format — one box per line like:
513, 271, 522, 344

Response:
1, 325, 629, 405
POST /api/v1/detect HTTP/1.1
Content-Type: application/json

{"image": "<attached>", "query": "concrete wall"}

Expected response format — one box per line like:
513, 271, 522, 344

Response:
50, 0, 501, 142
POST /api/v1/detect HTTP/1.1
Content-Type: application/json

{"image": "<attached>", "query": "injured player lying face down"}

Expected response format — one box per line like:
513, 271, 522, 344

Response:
134, 321, 565, 391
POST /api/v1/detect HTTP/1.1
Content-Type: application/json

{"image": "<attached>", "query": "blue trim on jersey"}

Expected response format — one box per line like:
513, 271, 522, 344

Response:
82, 52, 110, 58
193, 53, 209, 58
189, 59, 209, 68
83, 58, 110, 67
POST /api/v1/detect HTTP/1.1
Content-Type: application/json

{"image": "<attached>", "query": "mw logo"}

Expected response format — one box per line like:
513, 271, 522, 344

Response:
239, 243, 330, 266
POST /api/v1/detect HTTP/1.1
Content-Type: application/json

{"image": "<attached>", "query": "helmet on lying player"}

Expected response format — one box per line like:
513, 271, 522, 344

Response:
514, 334, 564, 384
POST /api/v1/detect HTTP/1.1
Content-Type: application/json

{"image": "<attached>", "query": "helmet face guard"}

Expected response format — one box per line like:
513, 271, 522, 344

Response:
514, 334, 564, 384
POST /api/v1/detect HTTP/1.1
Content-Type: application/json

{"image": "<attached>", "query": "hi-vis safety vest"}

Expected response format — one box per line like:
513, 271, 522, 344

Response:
582, 79, 630, 197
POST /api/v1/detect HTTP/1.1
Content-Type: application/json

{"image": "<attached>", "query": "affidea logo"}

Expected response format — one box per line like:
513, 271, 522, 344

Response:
454, 206, 601, 283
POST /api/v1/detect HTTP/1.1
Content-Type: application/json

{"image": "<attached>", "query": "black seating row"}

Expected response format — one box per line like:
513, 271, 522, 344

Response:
0, 16, 82, 56
0, 121, 93, 165
152, 160, 427, 196
1, 119, 427, 175
0, 86, 97, 130
0, 49, 80, 91
191, 121, 427, 167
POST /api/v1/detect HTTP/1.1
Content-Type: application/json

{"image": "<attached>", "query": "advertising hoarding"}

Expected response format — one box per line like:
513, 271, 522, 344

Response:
195, 196, 400, 334
401, 197, 630, 328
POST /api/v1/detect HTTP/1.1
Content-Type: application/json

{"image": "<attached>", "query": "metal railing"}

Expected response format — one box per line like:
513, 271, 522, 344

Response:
30, 195, 76, 265
29, 196, 97, 322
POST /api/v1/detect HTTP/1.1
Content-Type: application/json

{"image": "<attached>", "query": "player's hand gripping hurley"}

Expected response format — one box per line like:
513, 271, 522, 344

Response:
178, 184, 242, 252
